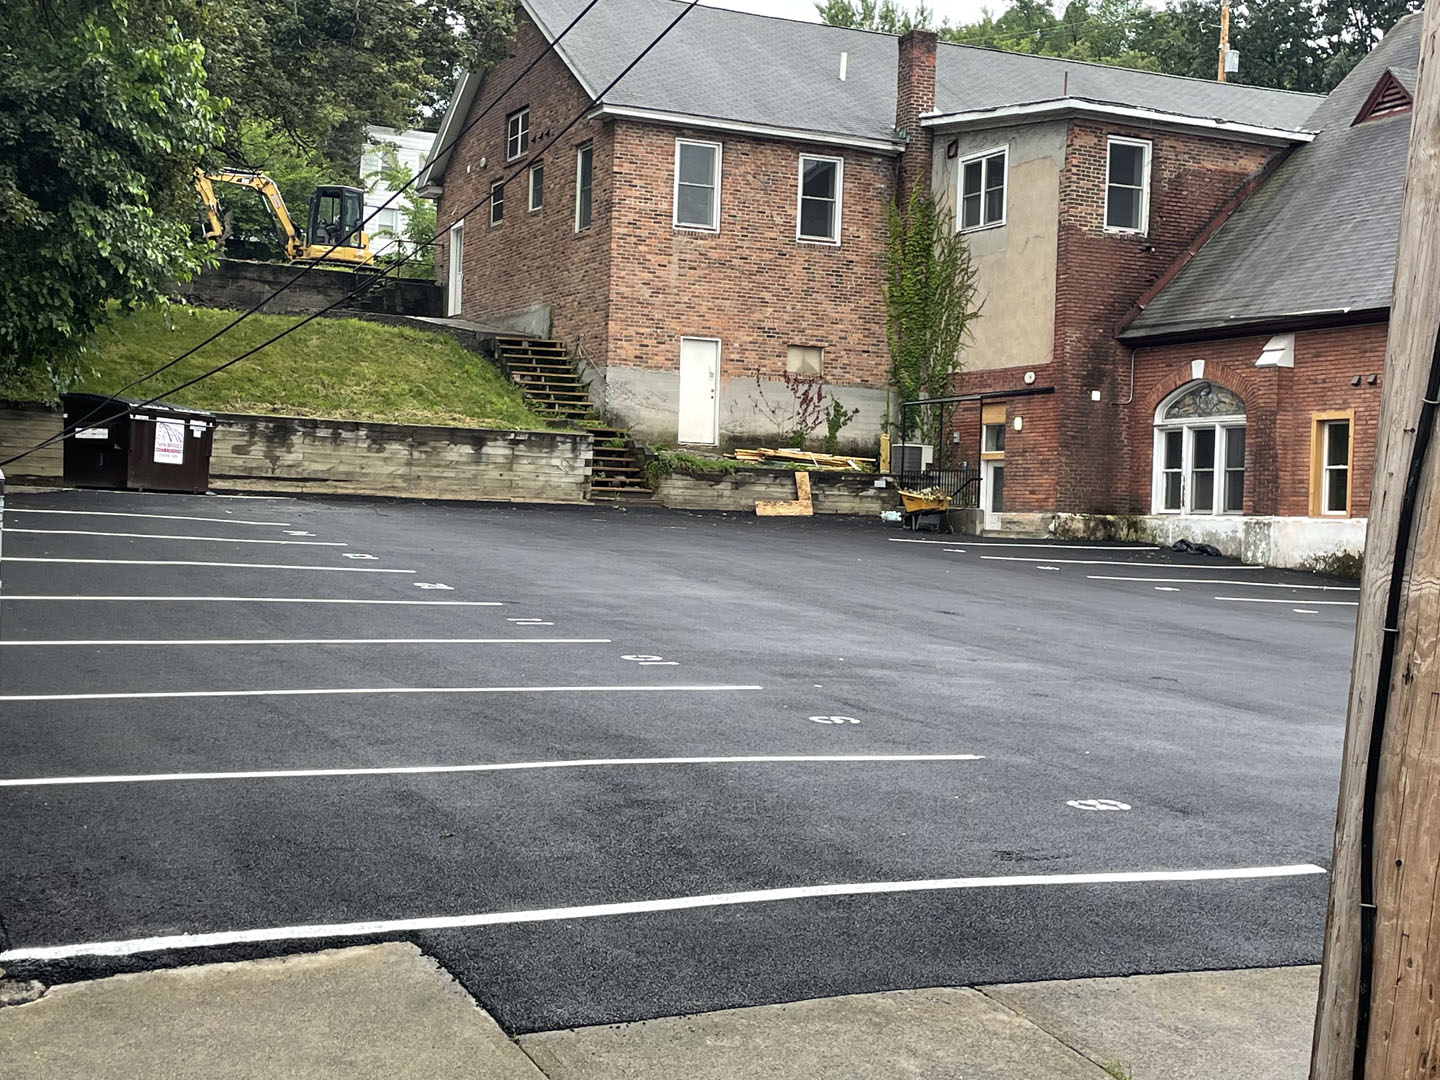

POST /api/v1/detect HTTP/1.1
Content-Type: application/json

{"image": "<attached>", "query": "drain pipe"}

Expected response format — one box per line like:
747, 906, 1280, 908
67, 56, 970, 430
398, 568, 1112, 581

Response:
1117, 348, 1136, 406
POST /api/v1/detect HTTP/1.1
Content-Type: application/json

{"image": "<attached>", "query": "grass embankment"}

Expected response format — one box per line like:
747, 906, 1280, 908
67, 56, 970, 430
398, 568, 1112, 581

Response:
4, 306, 549, 431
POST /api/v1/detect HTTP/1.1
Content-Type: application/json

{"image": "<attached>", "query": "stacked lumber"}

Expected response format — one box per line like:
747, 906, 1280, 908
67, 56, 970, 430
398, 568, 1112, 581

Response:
731, 447, 875, 471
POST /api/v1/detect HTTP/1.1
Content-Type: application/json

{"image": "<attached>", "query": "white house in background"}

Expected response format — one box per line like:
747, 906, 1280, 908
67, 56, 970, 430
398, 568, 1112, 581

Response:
360, 125, 436, 255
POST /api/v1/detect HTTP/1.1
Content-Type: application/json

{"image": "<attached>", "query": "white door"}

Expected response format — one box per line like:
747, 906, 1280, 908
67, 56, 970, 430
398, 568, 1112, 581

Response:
677, 337, 720, 445
982, 459, 1005, 529
446, 221, 464, 316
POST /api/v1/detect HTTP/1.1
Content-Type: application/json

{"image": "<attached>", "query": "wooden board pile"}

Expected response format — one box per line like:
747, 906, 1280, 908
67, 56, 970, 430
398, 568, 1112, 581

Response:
731, 447, 875, 471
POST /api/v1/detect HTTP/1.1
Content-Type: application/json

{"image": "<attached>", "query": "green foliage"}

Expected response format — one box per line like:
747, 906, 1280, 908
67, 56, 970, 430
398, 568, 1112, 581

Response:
364, 150, 439, 279
823, 396, 861, 454
1103, 1064, 1135, 1080
6, 305, 548, 430
0, 1, 223, 392
177, 0, 514, 174
883, 187, 981, 455
820, 0, 1419, 92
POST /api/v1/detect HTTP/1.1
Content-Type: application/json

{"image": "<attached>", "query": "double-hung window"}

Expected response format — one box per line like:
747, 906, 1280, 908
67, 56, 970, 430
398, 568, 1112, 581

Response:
674, 139, 721, 231
529, 163, 544, 211
797, 155, 843, 243
1153, 381, 1246, 515
1311, 413, 1353, 516
490, 180, 504, 226
959, 146, 1007, 231
575, 144, 593, 231
1105, 137, 1151, 233
506, 108, 529, 161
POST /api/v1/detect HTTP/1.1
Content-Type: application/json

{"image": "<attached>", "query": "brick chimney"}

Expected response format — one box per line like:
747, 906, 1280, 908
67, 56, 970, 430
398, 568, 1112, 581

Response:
895, 28, 938, 207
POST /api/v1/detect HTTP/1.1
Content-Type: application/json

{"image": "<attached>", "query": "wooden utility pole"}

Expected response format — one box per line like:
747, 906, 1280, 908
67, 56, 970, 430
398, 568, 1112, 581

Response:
1216, 1, 1231, 83
1312, 4, 1440, 1078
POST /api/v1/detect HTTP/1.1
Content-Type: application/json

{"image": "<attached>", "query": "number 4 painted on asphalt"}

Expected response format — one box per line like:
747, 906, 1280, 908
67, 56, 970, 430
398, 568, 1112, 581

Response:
413, 582, 454, 590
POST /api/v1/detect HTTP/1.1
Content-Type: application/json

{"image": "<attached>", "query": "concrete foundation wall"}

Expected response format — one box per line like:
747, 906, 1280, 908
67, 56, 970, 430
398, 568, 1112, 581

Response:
604, 366, 886, 455
1050, 512, 1366, 572
183, 259, 443, 318
210, 415, 591, 502
655, 470, 897, 515
0, 405, 63, 481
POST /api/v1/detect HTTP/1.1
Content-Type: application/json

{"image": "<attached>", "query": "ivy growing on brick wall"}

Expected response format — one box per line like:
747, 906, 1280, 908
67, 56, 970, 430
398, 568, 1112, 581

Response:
883, 187, 982, 458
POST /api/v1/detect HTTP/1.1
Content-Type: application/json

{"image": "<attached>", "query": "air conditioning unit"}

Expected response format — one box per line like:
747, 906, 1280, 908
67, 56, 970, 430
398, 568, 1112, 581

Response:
893, 442, 934, 473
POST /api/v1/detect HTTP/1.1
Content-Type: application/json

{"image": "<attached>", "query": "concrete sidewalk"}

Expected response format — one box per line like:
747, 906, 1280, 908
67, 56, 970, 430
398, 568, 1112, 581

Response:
0, 945, 1319, 1080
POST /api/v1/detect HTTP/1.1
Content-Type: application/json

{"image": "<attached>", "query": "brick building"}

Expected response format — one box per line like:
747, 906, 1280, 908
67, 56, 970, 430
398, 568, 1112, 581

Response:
420, 0, 1416, 565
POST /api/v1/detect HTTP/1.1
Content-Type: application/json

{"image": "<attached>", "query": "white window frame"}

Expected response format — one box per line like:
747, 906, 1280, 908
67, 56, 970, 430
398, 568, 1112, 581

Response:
529, 162, 544, 212
1320, 418, 1352, 516
957, 145, 1008, 232
575, 143, 593, 232
795, 153, 844, 245
1104, 136, 1152, 235
506, 108, 530, 162
490, 180, 504, 227
1152, 421, 1246, 516
673, 138, 722, 233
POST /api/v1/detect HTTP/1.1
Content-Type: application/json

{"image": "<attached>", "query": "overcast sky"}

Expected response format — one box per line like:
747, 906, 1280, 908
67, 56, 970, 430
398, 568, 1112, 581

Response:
702, 0, 1014, 27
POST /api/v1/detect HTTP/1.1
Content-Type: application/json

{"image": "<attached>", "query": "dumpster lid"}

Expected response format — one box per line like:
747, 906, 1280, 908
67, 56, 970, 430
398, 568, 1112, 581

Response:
60, 393, 216, 423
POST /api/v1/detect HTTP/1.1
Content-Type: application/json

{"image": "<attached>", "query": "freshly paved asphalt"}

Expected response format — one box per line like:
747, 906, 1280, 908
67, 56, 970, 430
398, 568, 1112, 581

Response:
0, 490, 1355, 1032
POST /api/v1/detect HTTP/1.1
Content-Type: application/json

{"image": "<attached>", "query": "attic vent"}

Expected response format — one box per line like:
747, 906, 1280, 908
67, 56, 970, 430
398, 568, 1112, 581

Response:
1353, 69, 1413, 125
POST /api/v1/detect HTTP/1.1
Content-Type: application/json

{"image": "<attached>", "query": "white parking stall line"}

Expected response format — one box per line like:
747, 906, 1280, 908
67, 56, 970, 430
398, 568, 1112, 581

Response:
5, 509, 292, 527
5, 529, 343, 547
1088, 575, 1358, 591
0, 683, 765, 703
980, 555, 1265, 569
1215, 596, 1358, 607
0, 753, 986, 788
0, 637, 612, 648
888, 538, 1145, 551
0, 863, 1327, 963
0, 596, 501, 606
2, 558, 415, 575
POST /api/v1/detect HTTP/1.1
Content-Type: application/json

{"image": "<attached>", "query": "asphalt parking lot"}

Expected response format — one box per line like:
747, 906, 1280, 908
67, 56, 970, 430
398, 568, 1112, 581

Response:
0, 489, 1355, 1032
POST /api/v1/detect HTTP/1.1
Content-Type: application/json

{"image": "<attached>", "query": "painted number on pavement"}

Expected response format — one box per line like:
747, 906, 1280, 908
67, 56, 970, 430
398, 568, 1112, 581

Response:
622, 654, 679, 666
1066, 799, 1131, 811
810, 715, 860, 725
413, 582, 455, 590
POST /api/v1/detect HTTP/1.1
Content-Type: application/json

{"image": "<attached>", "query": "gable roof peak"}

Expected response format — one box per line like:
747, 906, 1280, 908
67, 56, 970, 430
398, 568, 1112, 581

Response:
1353, 68, 1414, 125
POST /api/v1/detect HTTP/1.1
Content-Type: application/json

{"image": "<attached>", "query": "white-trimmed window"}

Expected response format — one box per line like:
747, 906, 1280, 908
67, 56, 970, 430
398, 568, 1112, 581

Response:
1106, 137, 1151, 233
529, 163, 544, 211
506, 108, 530, 161
959, 146, 1007, 231
1312, 413, 1353, 516
1152, 380, 1246, 515
575, 144, 593, 231
797, 155, 843, 243
490, 180, 504, 226
674, 139, 721, 231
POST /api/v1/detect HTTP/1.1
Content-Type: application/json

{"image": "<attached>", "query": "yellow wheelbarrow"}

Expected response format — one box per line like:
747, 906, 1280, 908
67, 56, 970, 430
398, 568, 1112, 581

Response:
897, 489, 953, 533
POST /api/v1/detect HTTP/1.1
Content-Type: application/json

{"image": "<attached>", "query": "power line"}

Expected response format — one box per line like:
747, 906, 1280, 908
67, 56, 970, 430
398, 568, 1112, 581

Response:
1, 0, 703, 468
3, 0, 604, 468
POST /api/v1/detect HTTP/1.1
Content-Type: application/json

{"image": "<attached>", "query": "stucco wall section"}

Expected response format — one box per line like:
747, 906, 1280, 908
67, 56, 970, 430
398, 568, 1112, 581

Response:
931, 121, 1064, 373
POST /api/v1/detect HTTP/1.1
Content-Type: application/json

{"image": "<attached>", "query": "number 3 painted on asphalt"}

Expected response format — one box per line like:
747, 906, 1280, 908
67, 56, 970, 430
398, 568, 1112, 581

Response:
810, 715, 860, 725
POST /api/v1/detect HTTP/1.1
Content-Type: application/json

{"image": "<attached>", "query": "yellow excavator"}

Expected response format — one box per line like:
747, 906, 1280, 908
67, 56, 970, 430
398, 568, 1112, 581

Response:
195, 168, 375, 265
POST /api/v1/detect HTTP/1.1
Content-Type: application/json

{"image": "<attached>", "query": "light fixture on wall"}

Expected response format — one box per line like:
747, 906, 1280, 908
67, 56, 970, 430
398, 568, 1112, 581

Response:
1013, 416, 1023, 432
1023, 371, 1036, 385
1090, 390, 1102, 402
1351, 375, 1363, 386
946, 139, 959, 159
1368, 373, 1380, 386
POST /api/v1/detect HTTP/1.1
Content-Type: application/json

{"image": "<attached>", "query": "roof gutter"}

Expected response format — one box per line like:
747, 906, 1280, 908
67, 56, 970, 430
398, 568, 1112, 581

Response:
589, 104, 904, 154
921, 97, 1315, 144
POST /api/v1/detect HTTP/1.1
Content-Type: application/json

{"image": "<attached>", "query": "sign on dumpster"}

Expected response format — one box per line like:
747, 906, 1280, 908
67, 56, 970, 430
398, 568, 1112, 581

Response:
153, 420, 185, 464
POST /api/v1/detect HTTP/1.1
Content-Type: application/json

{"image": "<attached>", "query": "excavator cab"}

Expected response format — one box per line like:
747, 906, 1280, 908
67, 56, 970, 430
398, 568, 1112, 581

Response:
306, 186, 368, 259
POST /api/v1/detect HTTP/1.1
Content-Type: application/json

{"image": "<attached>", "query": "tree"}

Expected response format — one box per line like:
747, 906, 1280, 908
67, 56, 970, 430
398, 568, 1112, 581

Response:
176, 0, 513, 175
0, 1, 222, 393
814, 0, 934, 33
883, 189, 982, 460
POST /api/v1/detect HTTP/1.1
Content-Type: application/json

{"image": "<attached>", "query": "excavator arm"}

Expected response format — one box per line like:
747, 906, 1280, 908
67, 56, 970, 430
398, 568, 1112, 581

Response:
194, 168, 305, 259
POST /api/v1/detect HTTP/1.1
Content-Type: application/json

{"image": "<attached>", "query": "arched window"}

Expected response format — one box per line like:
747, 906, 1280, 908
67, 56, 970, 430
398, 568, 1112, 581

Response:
1152, 380, 1246, 515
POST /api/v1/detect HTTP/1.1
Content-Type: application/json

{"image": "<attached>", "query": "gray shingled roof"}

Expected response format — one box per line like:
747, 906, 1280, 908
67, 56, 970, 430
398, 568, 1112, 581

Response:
933, 43, 1321, 131
527, 0, 900, 143
1122, 13, 1421, 340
